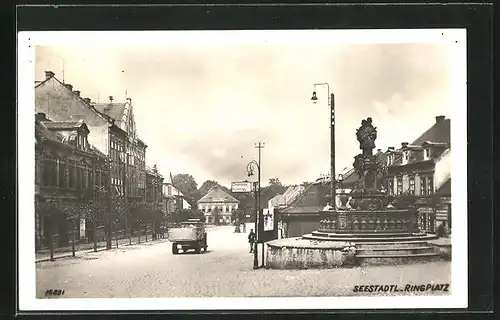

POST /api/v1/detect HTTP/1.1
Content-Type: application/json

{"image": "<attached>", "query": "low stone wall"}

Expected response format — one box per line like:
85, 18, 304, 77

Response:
428, 237, 452, 260
266, 238, 356, 269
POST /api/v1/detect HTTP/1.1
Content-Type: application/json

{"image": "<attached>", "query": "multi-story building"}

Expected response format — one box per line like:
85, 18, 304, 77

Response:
35, 71, 148, 225
384, 115, 451, 232
197, 186, 240, 225
146, 165, 164, 212
35, 113, 109, 249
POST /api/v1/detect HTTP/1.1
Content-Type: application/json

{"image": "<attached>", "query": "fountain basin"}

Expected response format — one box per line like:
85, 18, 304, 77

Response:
265, 238, 356, 269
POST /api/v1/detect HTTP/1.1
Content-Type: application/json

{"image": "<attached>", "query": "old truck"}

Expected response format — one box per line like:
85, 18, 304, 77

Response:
168, 219, 207, 254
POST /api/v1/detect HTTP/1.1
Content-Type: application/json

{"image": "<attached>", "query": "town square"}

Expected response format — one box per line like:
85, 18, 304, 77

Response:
20, 30, 463, 304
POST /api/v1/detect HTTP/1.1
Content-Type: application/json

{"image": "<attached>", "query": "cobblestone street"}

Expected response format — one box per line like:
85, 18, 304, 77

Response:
36, 224, 451, 298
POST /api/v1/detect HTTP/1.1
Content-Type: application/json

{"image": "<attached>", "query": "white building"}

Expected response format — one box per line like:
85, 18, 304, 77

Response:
197, 186, 239, 225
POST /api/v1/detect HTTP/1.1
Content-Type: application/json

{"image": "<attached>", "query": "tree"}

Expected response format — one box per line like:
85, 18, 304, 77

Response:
195, 180, 233, 202
172, 174, 198, 203
79, 186, 108, 252
261, 178, 288, 209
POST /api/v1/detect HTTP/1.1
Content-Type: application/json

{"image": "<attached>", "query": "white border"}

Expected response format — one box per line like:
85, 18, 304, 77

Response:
18, 29, 467, 311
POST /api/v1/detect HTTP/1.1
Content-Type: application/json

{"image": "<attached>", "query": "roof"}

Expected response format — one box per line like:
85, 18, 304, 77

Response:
268, 194, 283, 207
92, 102, 127, 126
146, 165, 163, 178
282, 184, 325, 214
35, 120, 63, 143
435, 177, 451, 196
402, 145, 424, 150
42, 120, 84, 129
412, 117, 450, 146
421, 141, 448, 147
197, 186, 239, 204
281, 206, 322, 214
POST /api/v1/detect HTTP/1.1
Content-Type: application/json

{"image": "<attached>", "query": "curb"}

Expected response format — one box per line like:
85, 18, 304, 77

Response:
35, 239, 169, 263
36, 247, 108, 263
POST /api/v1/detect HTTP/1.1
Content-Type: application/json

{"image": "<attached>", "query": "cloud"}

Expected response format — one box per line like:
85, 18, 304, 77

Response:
35, 41, 452, 186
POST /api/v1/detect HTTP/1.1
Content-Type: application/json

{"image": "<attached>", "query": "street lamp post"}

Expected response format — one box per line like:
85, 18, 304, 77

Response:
247, 159, 260, 270
311, 83, 336, 210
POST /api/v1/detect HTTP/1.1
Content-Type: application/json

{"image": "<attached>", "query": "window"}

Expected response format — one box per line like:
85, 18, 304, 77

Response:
58, 161, 67, 188
396, 176, 403, 195
42, 159, 56, 187
425, 148, 430, 159
427, 176, 434, 195
409, 175, 415, 195
387, 179, 393, 195
420, 176, 426, 196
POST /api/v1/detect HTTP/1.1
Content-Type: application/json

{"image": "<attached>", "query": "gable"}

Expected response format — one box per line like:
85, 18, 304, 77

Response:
197, 187, 239, 204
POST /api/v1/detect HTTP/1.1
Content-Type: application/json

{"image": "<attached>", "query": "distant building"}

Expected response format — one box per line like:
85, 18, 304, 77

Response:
384, 115, 451, 232
197, 186, 239, 225
35, 71, 148, 226
268, 185, 305, 211
278, 183, 328, 238
162, 173, 191, 217
35, 114, 108, 250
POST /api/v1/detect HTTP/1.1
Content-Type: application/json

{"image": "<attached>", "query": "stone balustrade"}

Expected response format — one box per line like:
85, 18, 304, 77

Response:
318, 209, 420, 234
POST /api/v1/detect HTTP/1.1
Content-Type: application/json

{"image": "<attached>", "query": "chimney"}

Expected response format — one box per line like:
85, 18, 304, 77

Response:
401, 142, 409, 148
44, 71, 55, 80
64, 84, 73, 91
35, 113, 47, 121
84, 98, 91, 104
435, 115, 445, 123
73, 90, 80, 97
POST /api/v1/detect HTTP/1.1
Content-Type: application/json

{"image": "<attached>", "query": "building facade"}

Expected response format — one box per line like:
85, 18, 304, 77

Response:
162, 174, 191, 218
384, 115, 451, 232
35, 71, 148, 225
35, 114, 109, 250
146, 165, 164, 212
197, 186, 239, 225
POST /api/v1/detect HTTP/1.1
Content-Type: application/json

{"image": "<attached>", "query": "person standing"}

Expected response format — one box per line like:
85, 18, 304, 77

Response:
248, 229, 256, 253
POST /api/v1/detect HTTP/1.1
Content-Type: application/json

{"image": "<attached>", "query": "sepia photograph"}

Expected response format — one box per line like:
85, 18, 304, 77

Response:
18, 29, 467, 311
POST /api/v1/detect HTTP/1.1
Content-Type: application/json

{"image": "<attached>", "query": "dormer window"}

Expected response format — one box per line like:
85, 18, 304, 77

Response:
424, 148, 430, 159
386, 154, 393, 166
402, 151, 409, 164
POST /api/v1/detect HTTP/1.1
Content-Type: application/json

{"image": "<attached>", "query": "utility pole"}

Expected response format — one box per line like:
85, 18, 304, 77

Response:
255, 142, 265, 268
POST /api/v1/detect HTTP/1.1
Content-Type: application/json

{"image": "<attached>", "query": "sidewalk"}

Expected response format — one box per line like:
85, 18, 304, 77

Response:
36, 233, 167, 263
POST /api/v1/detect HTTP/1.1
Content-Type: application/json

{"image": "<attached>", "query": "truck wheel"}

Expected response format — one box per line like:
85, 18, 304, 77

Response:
203, 246, 207, 252
172, 243, 178, 255
194, 245, 201, 254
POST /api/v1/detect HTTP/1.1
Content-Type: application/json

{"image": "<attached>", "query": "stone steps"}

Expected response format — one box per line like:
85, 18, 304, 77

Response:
356, 252, 438, 258
355, 253, 442, 266
356, 241, 430, 248
356, 246, 437, 256
304, 233, 438, 243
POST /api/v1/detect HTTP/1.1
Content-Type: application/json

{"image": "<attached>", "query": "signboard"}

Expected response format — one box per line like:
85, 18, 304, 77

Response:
231, 181, 253, 193
263, 208, 274, 231
80, 218, 86, 239
258, 208, 279, 243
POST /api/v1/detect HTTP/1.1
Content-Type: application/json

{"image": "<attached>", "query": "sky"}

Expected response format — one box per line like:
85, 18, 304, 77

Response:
34, 36, 452, 187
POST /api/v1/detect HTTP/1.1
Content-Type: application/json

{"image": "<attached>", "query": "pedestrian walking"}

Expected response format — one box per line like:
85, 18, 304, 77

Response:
248, 229, 256, 253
